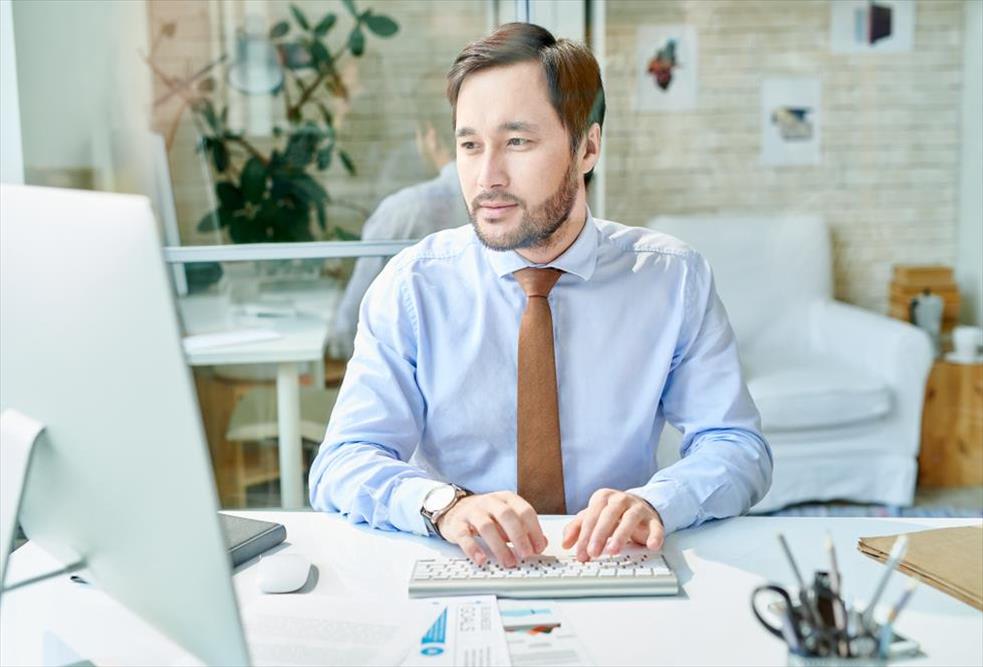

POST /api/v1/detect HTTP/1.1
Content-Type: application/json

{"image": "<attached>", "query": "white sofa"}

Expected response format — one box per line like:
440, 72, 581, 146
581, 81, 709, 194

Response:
648, 214, 934, 512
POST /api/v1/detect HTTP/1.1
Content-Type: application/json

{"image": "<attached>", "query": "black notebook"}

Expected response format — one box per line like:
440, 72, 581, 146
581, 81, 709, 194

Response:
219, 513, 286, 567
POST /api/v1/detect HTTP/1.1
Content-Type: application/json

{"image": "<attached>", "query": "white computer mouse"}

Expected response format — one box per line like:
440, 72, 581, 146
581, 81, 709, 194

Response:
257, 553, 312, 594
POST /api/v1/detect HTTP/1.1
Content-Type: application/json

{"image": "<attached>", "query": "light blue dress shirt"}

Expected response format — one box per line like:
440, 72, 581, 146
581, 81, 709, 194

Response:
309, 211, 773, 536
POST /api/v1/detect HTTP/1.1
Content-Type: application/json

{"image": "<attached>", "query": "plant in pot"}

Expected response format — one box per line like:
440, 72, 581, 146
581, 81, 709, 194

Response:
147, 0, 399, 246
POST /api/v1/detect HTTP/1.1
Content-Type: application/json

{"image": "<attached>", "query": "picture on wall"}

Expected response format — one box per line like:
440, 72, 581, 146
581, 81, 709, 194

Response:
635, 25, 698, 111
830, 0, 915, 53
760, 77, 822, 166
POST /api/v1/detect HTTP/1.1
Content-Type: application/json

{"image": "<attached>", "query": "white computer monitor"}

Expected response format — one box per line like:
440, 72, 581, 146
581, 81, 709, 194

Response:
0, 184, 249, 666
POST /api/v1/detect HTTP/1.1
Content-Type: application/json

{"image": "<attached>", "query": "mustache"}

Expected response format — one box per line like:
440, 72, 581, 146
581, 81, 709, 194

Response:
471, 192, 524, 209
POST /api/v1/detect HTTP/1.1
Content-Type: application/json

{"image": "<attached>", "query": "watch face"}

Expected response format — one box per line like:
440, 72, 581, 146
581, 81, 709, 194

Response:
423, 485, 457, 514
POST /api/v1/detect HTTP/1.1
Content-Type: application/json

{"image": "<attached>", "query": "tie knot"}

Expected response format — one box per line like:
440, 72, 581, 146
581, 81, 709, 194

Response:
514, 267, 563, 298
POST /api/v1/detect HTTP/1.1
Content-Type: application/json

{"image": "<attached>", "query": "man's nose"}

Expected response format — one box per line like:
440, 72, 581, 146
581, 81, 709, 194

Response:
476, 148, 509, 192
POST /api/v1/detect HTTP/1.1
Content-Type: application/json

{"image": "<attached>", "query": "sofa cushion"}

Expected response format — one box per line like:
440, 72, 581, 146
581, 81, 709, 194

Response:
747, 363, 891, 432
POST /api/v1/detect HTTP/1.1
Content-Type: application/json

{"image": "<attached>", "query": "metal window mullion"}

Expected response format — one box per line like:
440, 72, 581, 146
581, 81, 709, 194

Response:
161, 240, 416, 264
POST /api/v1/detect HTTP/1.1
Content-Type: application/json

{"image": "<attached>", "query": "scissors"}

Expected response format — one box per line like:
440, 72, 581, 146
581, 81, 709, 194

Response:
751, 584, 801, 641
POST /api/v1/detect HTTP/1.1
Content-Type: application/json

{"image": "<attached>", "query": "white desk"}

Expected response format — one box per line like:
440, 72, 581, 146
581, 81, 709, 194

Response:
1, 513, 980, 666
180, 281, 342, 508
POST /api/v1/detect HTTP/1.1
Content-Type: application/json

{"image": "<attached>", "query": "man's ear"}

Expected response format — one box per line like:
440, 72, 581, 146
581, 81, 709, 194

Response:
578, 122, 601, 176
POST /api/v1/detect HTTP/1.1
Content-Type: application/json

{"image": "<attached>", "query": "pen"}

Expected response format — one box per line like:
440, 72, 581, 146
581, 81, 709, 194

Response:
878, 579, 919, 659
862, 534, 909, 630
825, 533, 850, 657
776, 533, 824, 631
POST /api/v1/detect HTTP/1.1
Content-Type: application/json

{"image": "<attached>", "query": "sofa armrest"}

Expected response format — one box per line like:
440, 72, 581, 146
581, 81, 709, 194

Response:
809, 299, 934, 438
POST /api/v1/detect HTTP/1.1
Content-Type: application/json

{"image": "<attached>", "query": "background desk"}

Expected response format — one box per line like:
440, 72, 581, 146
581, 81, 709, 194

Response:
2, 514, 981, 666
180, 281, 342, 508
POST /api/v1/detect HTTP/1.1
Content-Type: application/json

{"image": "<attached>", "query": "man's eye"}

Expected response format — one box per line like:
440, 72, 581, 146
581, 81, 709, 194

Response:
460, 142, 477, 150
507, 138, 529, 146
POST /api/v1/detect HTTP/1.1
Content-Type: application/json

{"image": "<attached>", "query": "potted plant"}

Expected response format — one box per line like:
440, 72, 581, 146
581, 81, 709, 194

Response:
147, 0, 399, 244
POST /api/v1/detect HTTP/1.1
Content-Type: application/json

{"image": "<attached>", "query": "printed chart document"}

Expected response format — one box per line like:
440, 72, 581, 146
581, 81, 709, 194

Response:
243, 595, 431, 666
498, 600, 594, 666
402, 596, 511, 667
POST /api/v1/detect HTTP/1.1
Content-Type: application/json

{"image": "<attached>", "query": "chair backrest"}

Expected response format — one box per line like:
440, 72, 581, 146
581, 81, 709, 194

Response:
647, 214, 832, 350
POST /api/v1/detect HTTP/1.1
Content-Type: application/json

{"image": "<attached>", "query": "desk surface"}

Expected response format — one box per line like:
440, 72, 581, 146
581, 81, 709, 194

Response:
179, 281, 342, 366
2, 513, 981, 666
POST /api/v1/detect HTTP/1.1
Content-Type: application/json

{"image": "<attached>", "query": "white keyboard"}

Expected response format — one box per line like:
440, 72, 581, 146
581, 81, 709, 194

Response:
408, 551, 678, 599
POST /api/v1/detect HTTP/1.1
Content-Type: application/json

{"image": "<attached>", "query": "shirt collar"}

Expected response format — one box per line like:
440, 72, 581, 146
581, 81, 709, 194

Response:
485, 207, 599, 282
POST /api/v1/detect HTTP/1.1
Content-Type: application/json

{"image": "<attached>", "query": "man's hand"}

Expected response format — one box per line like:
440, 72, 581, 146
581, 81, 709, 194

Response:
436, 491, 548, 568
561, 489, 665, 561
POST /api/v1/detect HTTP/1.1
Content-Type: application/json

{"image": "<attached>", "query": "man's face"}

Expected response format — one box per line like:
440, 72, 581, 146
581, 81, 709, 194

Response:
454, 61, 580, 251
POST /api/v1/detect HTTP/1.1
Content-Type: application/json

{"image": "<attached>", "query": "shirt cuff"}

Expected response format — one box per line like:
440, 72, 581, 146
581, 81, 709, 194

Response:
627, 480, 701, 535
388, 476, 447, 537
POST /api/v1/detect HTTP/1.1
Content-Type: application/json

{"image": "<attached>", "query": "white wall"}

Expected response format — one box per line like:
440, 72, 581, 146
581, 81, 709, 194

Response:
0, 0, 23, 184
12, 0, 151, 177
957, 0, 982, 326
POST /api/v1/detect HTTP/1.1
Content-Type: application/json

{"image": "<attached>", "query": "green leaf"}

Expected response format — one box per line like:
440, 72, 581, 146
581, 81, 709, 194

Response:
240, 157, 267, 204
196, 209, 222, 232
199, 101, 219, 132
339, 149, 356, 175
269, 21, 290, 39
289, 173, 328, 203
316, 146, 333, 170
215, 181, 244, 211
289, 4, 310, 30
364, 13, 398, 37
211, 141, 229, 173
348, 27, 365, 57
341, 0, 358, 17
314, 12, 336, 36
314, 200, 327, 231
310, 41, 331, 69
220, 105, 229, 126
333, 225, 361, 241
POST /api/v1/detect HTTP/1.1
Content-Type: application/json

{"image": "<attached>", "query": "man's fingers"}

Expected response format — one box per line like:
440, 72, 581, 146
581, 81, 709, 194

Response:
471, 515, 517, 567
504, 495, 548, 554
490, 500, 535, 559
586, 500, 629, 558
646, 518, 666, 551
456, 535, 488, 567
561, 514, 583, 549
606, 506, 646, 555
573, 506, 602, 561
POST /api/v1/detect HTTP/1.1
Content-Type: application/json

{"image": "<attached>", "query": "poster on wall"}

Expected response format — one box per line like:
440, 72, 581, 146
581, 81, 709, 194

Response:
635, 25, 698, 111
830, 0, 915, 53
760, 77, 822, 166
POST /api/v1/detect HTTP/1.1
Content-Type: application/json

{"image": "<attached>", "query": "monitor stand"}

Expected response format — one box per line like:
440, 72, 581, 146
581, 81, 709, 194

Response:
0, 409, 85, 601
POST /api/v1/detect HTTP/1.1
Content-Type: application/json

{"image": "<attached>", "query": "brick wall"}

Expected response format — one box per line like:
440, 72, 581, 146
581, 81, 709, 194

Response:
603, 0, 965, 312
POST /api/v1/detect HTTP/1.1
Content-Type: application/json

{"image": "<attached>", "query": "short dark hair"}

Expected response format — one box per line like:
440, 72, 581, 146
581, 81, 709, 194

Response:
446, 23, 605, 185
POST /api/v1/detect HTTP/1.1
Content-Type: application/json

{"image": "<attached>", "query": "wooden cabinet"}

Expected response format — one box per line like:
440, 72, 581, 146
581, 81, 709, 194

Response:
918, 360, 983, 487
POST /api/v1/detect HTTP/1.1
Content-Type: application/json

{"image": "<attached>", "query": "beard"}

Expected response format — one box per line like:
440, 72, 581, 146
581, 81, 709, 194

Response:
468, 158, 579, 252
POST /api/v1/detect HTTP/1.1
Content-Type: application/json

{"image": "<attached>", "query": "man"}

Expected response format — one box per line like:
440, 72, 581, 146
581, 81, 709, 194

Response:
309, 23, 772, 567
327, 121, 466, 359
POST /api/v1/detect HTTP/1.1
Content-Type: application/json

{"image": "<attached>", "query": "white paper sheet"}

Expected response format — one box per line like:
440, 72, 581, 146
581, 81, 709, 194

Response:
243, 595, 430, 667
498, 600, 594, 667
182, 328, 281, 353
402, 596, 510, 667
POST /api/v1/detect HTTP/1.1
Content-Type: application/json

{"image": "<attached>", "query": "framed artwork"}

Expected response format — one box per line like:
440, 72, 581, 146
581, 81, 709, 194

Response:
760, 77, 822, 166
635, 25, 698, 112
831, 0, 915, 53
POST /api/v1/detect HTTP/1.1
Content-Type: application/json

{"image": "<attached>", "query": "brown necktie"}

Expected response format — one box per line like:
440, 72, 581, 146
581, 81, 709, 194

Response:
513, 267, 566, 515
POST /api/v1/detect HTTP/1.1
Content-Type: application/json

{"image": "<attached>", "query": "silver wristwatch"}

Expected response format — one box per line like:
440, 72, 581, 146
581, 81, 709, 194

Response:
420, 483, 471, 537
